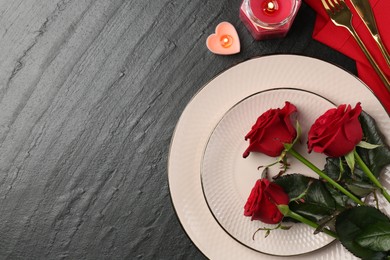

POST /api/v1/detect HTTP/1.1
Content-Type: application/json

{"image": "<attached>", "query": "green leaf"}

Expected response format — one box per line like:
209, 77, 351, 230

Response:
275, 174, 339, 223
357, 141, 381, 150
305, 180, 336, 210
345, 180, 377, 197
274, 174, 311, 199
357, 111, 390, 179
325, 183, 354, 209
336, 206, 389, 259
356, 221, 390, 252
323, 157, 375, 199
338, 158, 345, 181
291, 120, 301, 147
345, 150, 355, 173
324, 157, 346, 181
324, 157, 363, 183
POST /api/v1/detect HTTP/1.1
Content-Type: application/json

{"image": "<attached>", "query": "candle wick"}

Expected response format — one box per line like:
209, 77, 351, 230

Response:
220, 35, 233, 48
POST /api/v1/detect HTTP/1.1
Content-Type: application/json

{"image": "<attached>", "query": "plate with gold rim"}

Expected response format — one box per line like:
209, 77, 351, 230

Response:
168, 55, 390, 259
201, 88, 336, 256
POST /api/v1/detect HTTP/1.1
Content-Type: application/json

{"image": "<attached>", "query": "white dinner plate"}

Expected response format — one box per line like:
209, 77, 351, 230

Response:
168, 55, 390, 260
202, 89, 336, 256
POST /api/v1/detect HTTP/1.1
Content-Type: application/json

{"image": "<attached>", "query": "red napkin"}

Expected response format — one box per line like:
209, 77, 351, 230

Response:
304, 0, 390, 113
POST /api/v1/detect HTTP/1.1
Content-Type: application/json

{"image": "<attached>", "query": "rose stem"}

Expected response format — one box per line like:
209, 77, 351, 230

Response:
278, 205, 338, 239
354, 150, 390, 203
288, 148, 364, 206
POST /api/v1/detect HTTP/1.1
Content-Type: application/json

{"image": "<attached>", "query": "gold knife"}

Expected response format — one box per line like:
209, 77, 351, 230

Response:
350, 0, 390, 67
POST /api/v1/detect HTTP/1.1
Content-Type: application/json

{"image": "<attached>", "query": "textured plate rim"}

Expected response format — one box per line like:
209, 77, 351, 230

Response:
168, 54, 389, 260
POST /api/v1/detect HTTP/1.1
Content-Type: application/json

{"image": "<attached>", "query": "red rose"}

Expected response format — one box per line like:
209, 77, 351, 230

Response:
243, 102, 297, 158
307, 103, 363, 157
244, 179, 289, 224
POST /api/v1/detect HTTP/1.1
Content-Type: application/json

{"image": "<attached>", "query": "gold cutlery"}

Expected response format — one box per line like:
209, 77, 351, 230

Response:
350, 0, 390, 67
320, 0, 390, 91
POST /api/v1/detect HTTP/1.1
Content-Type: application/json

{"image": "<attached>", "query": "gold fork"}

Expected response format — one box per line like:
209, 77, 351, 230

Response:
350, 0, 390, 67
320, 0, 390, 90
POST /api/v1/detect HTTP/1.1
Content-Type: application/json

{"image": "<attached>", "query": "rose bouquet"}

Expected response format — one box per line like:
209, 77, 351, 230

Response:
243, 102, 390, 259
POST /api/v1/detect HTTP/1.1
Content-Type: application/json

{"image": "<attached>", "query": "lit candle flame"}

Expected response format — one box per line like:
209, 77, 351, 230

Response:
267, 1, 274, 10
263, 0, 277, 14
220, 35, 233, 48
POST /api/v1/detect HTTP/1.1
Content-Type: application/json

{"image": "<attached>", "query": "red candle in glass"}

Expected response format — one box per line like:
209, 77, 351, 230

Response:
240, 0, 301, 40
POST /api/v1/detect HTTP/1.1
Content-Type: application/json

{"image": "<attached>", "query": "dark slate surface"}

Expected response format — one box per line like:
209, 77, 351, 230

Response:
0, 0, 355, 259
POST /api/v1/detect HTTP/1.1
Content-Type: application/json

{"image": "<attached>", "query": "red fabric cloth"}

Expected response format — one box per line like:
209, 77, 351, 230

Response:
305, 0, 390, 113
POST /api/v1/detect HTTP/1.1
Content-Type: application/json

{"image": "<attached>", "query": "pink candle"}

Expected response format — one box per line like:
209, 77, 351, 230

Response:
240, 0, 301, 40
206, 22, 241, 55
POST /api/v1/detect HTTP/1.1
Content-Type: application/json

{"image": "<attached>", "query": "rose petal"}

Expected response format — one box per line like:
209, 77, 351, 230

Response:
307, 103, 363, 157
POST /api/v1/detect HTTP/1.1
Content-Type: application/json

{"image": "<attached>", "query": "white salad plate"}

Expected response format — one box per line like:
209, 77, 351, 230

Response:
202, 88, 336, 256
168, 55, 390, 259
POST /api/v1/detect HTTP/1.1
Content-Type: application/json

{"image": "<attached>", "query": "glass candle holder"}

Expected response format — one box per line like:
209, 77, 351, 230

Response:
240, 0, 301, 40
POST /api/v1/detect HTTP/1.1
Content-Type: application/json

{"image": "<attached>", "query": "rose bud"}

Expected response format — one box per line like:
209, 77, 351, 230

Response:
244, 179, 289, 224
307, 103, 363, 157
243, 102, 297, 158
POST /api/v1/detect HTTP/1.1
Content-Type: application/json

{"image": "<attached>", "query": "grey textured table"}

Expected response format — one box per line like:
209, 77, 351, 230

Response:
0, 0, 356, 259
